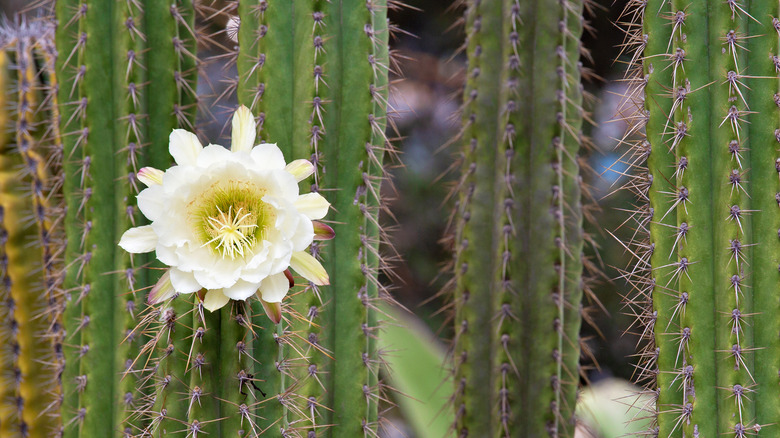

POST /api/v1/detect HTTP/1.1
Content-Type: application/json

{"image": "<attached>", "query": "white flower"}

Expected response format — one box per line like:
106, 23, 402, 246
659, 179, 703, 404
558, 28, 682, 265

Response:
119, 105, 333, 318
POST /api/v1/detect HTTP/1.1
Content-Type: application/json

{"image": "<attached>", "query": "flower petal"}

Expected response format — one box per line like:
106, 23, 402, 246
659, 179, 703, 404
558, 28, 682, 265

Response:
250, 143, 286, 170
285, 159, 315, 182
258, 272, 290, 303
291, 214, 314, 252
137, 167, 164, 187
294, 193, 330, 220
312, 221, 335, 240
148, 270, 176, 304
197, 144, 234, 167
203, 289, 230, 312
136, 185, 166, 222
169, 129, 203, 165
169, 268, 202, 294
290, 251, 329, 286
231, 105, 256, 153
119, 225, 158, 253
284, 269, 295, 288
193, 265, 241, 290
223, 279, 260, 300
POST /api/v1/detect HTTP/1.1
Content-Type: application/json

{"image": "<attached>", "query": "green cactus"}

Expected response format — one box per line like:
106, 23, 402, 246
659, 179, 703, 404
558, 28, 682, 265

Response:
450, 0, 587, 436
622, 0, 780, 434
236, 1, 391, 435
54, 0, 197, 436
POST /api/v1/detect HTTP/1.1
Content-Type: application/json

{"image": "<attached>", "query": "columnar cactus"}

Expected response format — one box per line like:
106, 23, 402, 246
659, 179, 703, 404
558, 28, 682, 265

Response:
450, 0, 587, 436
622, 0, 780, 434
236, 1, 391, 436
54, 0, 197, 436
0, 23, 63, 437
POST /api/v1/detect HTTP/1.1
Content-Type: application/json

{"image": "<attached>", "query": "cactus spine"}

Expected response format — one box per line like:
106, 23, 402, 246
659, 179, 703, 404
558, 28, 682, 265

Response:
236, 0, 391, 436
451, 0, 587, 436
623, 0, 780, 434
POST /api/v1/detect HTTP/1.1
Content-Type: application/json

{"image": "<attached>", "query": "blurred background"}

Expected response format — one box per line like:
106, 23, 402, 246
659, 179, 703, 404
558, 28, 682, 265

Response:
2, 0, 642, 434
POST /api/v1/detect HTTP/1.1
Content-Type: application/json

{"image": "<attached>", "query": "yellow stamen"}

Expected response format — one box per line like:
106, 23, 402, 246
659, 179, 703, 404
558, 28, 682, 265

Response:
202, 205, 258, 259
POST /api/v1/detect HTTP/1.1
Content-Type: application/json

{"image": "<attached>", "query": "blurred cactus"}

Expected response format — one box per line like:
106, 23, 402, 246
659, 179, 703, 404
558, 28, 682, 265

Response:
620, 0, 780, 435
0, 22, 63, 438
449, 0, 589, 436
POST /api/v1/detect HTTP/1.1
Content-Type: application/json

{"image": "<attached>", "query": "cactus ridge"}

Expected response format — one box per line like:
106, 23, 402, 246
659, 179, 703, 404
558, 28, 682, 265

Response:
619, 0, 780, 435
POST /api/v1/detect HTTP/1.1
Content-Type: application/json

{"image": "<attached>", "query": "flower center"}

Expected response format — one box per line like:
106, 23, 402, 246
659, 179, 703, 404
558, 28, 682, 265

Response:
191, 180, 274, 259
204, 206, 257, 259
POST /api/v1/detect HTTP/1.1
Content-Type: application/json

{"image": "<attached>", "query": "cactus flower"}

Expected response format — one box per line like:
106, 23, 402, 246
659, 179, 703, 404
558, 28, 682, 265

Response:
119, 105, 332, 315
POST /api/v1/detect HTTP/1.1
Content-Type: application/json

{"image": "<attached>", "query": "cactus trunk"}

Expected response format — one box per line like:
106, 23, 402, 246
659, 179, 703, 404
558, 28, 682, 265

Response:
451, 0, 587, 436
54, 0, 197, 436
0, 32, 63, 437
0, 0, 396, 436
625, 0, 780, 434
236, 0, 390, 436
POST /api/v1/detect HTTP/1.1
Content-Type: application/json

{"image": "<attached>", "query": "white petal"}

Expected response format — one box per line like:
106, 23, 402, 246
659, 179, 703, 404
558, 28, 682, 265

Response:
137, 167, 164, 187
203, 289, 230, 312
239, 261, 273, 283
169, 268, 202, 294
223, 279, 260, 300
259, 272, 290, 303
136, 185, 166, 222
148, 271, 176, 304
231, 105, 256, 153
155, 244, 179, 266
290, 251, 329, 286
250, 143, 286, 170
197, 144, 234, 167
169, 129, 203, 165
294, 193, 330, 220
193, 268, 240, 290
118, 225, 157, 253
285, 159, 315, 182
291, 217, 314, 252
